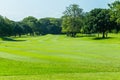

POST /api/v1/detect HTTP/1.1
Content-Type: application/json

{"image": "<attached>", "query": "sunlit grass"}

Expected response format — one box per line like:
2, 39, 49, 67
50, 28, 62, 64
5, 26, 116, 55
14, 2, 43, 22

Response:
0, 34, 120, 80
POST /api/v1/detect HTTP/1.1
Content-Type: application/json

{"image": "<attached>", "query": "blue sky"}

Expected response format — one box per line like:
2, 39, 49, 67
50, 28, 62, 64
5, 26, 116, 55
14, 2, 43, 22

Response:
0, 0, 115, 21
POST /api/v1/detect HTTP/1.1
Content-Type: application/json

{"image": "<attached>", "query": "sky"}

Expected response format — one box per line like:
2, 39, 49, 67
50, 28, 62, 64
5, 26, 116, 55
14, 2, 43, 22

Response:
0, 0, 115, 21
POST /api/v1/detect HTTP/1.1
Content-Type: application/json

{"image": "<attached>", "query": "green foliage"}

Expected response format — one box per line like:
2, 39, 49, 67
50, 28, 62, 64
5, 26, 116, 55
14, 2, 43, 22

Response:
0, 16, 62, 37
13, 22, 24, 37
0, 16, 13, 36
82, 12, 95, 34
62, 4, 83, 37
22, 16, 39, 35
0, 1, 120, 38
108, 0, 120, 32
85, 8, 112, 38
39, 18, 62, 35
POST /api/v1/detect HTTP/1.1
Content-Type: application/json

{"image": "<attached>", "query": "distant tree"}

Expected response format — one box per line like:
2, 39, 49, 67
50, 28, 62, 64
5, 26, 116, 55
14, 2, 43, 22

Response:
39, 18, 62, 35
19, 22, 32, 35
38, 18, 51, 35
0, 15, 7, 36
13, 22, 23, 37
87, 8, 112, 38
0, 16, 13, 36
82, 12, 95, 34
62, 4, 83, 37
3, 17, 14, 36
22, 16, 38, 36
48, 18, 62, 34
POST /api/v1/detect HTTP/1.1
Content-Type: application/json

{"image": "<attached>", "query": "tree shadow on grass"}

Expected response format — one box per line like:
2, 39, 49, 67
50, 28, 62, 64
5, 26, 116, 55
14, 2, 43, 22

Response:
1, 37, 26, 42
76, 34, 96, 38
92, 37, 114, 40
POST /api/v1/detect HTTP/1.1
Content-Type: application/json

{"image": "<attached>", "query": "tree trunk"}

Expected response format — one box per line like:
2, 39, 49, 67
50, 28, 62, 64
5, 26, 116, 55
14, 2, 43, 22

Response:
19, 34, 21, 37
71, 32, 76, 37
66, 32, 69, 37
102, 32, 105, 38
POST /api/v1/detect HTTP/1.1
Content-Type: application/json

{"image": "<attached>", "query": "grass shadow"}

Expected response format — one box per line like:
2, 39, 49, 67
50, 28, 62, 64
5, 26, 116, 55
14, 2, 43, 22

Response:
1, 37, 26, 42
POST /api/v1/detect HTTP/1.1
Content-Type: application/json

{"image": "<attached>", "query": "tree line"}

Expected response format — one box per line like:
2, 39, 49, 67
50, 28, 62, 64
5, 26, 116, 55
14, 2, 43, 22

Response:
0, 16, 62, 37
0, 0, 120, 38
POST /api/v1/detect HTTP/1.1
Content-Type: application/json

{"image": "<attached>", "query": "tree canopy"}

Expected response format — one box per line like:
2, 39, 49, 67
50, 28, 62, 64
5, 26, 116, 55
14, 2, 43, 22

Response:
62, 4, 83, 37
0, 1, 120, 38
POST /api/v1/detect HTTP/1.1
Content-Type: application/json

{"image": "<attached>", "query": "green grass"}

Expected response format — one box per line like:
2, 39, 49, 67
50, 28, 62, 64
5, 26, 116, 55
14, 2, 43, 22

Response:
0, 34, 120, 80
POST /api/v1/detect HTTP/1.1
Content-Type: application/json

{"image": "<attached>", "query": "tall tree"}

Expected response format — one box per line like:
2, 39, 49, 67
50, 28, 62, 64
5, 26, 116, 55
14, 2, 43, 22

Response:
108, 0, 120, 33
87, 8, 112, 38
62, 4, 83, 37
